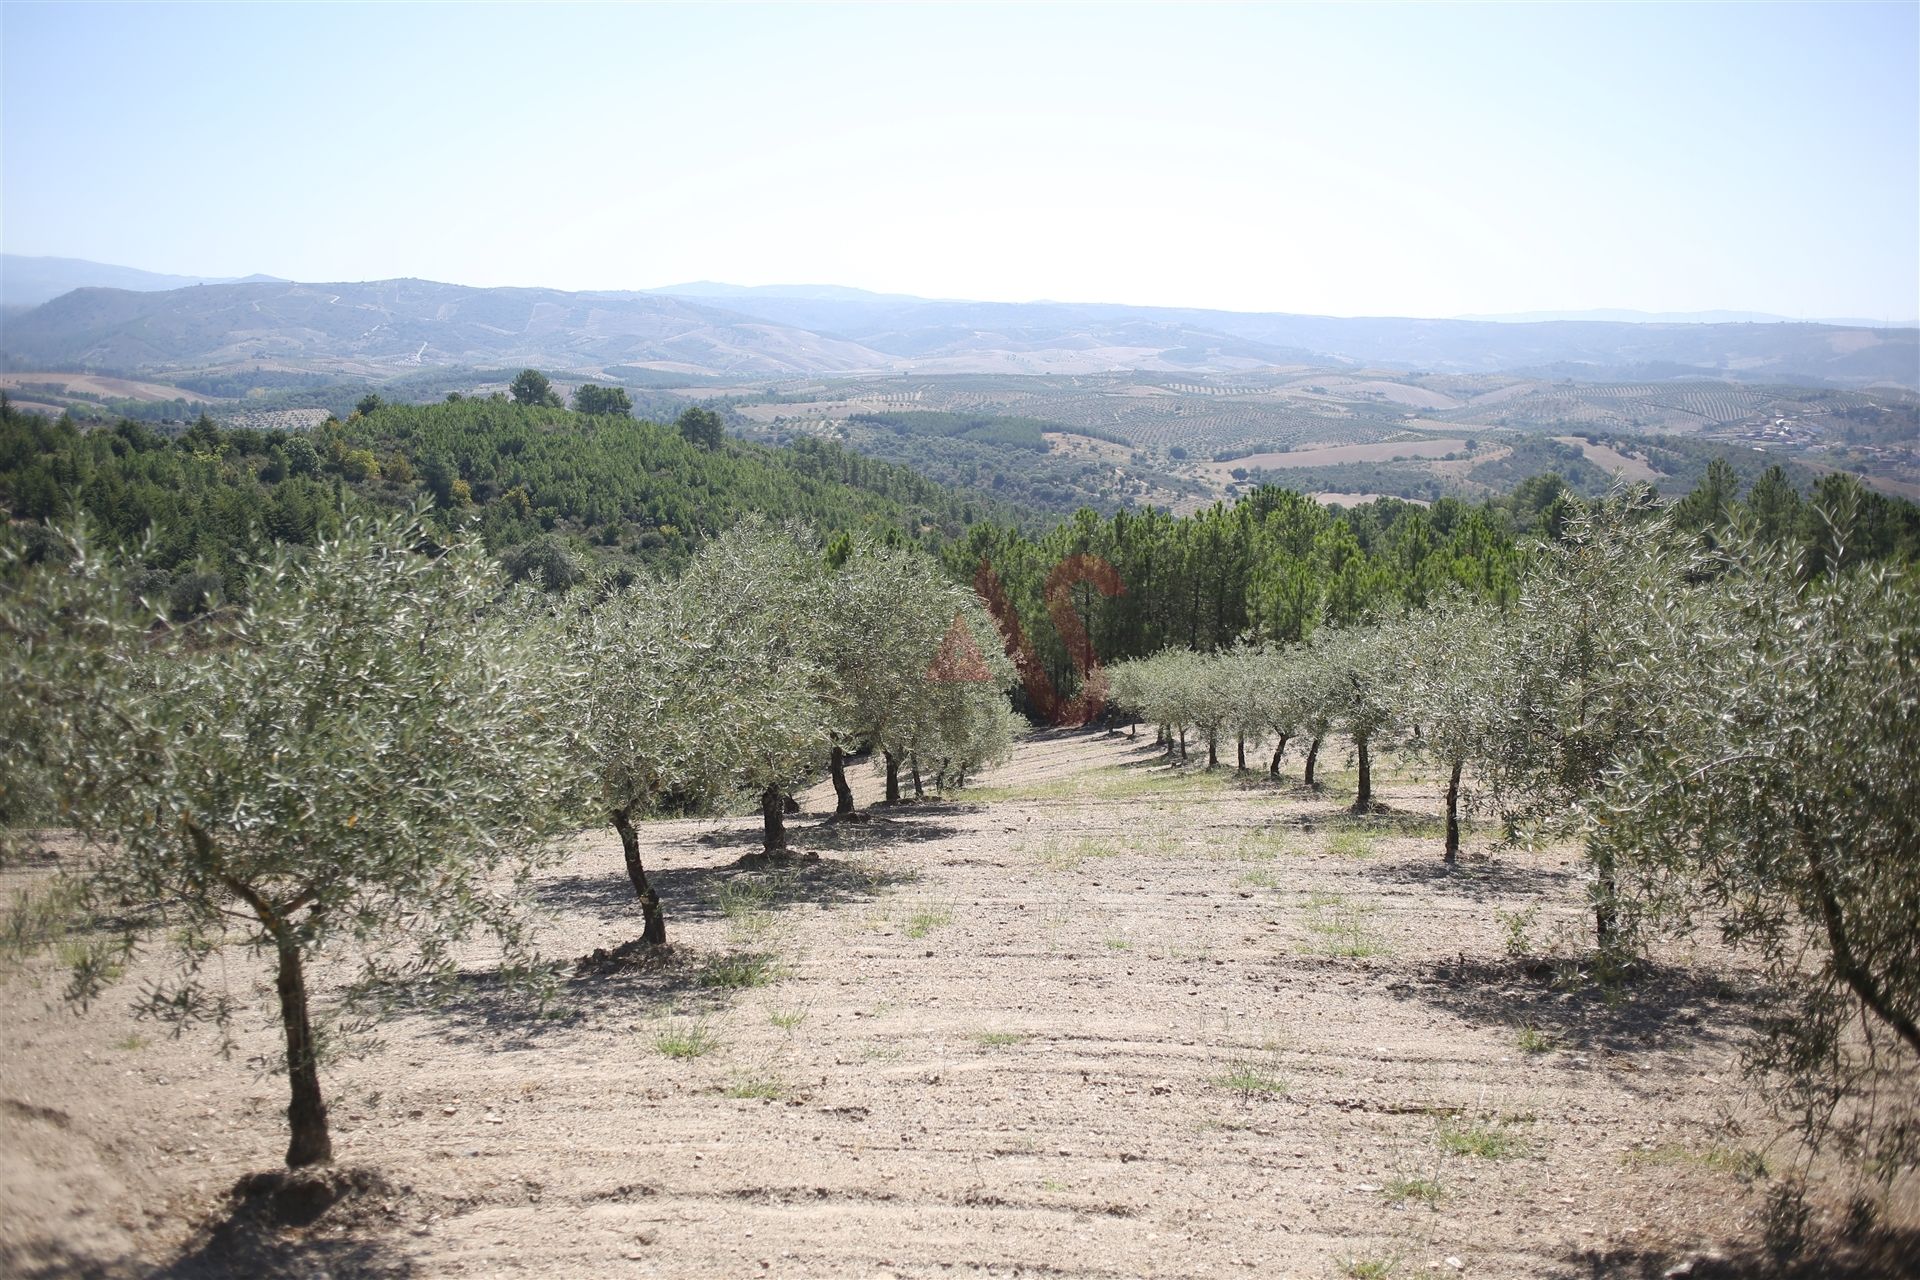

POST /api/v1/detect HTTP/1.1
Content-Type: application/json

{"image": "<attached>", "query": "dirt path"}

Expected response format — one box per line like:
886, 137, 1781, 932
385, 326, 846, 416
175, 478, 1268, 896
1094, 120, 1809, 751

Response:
0, 731, 1855, 1278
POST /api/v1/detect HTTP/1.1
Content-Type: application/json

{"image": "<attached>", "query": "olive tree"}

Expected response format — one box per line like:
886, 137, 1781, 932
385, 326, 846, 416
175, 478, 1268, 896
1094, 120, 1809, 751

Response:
0, 512, 572, 1168
564, 576, 742, 945
1599, 495, 1920, 1171
1317, 624, 1401, 813
1244, 644, 1315, 779
823, 541, 960, 811
1398, 590, 1505, 862
676, 519, 840, 852
888, 591, 1019, 793
1475, 488, 1704, 946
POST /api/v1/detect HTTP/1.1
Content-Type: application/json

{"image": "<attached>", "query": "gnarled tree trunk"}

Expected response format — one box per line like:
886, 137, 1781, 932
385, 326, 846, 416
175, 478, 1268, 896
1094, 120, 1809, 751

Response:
612, 806, 666, 945
910, 757, 924, 799
883, 751, 900, 804
1236, 735, 1246, 774
1303, 735, 1322, 787
761, 784, 787, 852
829, 745, 856, 817
1268, 734, 1290, 778
273, 932, 332, 1168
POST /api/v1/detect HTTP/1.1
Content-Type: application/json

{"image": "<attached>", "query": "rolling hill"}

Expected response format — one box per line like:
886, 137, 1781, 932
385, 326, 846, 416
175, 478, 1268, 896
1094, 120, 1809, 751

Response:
0, 279, 891, 378
3, 271, 1914, 390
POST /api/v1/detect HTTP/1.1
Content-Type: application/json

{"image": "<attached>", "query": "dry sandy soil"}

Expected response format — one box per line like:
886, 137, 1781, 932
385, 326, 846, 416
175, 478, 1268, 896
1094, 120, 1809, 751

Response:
2, 732, 1912, 1279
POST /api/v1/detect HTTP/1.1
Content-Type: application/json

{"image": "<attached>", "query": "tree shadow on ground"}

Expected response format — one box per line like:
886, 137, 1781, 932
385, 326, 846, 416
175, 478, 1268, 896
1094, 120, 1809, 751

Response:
1556, 1225, 1920, 1279
414, 853, 922, 1047
155, 1168, 416, 1279
683, 812, 966, 854
1356, 852, 1579, 899
1392, 951, 1758, 1061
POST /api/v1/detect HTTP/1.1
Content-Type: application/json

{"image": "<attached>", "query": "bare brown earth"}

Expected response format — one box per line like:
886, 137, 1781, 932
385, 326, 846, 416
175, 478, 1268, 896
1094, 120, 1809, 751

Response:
2, 732, 1909, 1279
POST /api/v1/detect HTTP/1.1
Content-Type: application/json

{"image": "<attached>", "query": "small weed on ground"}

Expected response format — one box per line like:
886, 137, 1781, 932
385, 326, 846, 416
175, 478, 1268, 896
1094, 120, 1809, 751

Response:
973, 1031, 1030, 1048
699, 952, 784, 990
1382, 1175, 1445, 1207
1623, 1142, 1768, 1181
902, 902, 953, 939
1213, 1053, 1291, 1100
653, 1018, 721, 1059
1303, 896, 1388, 958
724, 1073, 787, 1100
1515, 1024, 1554, 1054
1326, 830, 1374, 859
767, 1005, 807, 1031
1436, 1116, 1529, 1159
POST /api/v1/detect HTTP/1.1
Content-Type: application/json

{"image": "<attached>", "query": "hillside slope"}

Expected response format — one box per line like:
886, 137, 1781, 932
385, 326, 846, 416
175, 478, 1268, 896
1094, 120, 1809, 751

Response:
1, 279, 891, 377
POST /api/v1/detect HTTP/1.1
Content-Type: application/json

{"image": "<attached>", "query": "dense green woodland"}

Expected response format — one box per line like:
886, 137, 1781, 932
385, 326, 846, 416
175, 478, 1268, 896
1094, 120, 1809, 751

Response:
0, 395, 1011, 609
944, 462, 1920, 704
3, 395, 1916, 663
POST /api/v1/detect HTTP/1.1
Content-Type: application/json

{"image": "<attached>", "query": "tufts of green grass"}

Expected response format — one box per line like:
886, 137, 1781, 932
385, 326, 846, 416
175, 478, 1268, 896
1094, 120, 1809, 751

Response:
1213, 1056, 1291, 1100
1623, 1142, 1768, 1180
724, 1073, 786, 1100
699, 952, 785, 990
1343, 1257, 1400, 1280
767, 1005, 807, 1031
1515, 1024, 1554, 1054
1033, 836, 1124, 871
653, 1017, 721, 1059
1103, 933, 1133, 951
901, 902, 953, 939
1326, 829, 1374, 859
973, 1030, 1031, 1048
1436, 1116, 1529, 1160
1382, 1175, 1445, 1207
1305, 898, 1388, 958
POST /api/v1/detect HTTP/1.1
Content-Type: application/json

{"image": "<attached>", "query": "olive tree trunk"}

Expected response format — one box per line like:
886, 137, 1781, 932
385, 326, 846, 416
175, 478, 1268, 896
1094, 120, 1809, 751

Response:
1350, 735, 1372, 813
1236, 735, 1246, 774
1444, 757, 1464, 864
1268, 734, 1290, 778
272, 931, 332, 1168
883, 751, 901, 804
1303, 735, 1322, 787
612, 806, 666, 945
828, 745, 855, 817
761, 784, 787, 852
1206, 734, 1218, 770
910, 757, 924, 799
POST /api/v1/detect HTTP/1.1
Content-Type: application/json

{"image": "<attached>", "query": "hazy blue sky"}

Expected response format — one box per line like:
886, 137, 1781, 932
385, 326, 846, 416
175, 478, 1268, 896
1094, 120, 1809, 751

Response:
4, 2, 1915, 319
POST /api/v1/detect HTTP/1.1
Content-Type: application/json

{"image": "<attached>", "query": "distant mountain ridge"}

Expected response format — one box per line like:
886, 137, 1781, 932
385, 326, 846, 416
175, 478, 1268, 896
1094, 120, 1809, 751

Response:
1461, 307, 1920, 328
2, 261, 1915, 390
0, 254, 285, 309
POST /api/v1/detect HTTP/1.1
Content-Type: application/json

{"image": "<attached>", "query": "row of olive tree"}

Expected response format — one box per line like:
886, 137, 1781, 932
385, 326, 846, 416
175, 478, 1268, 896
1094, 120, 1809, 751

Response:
1, 510, 1018, 1171
567, 519, 1020, 945
1108, 483, 1919, 1175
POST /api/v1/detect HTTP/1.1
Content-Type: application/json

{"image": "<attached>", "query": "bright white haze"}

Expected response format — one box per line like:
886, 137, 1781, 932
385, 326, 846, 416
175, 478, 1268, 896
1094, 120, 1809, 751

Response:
3, 2, 1915, 320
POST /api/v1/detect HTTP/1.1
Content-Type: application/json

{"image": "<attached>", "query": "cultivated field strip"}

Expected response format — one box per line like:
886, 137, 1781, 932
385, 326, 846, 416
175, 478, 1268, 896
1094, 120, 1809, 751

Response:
2, 732, 1776, 1277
